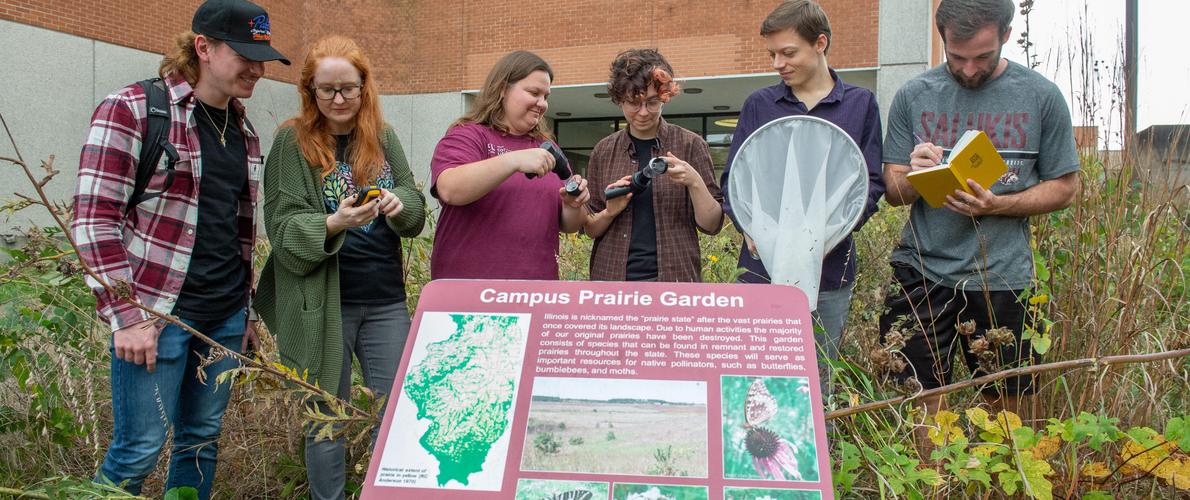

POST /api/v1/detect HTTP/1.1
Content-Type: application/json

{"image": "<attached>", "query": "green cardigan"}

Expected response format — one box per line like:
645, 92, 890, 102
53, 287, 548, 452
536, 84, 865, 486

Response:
255, 125, 425, 396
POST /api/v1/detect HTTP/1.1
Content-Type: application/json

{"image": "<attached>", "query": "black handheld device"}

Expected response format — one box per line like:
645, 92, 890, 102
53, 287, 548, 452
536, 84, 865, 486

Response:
531, 141, 581, 196
528, 142, 573, 179
605, 157, 668, 199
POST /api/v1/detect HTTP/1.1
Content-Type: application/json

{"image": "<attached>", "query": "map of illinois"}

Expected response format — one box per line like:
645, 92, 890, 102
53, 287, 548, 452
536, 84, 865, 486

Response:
402, 314, 526, 487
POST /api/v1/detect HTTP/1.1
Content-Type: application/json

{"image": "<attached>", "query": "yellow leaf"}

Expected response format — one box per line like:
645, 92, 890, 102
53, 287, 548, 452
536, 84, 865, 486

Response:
972, 444, 1001, 457
1169, 457, 1190, 490
1029, 435, 1062, 459
995, 410, 1023, 433
928, 410, 966, 446
1082, 462, 1112, 478
1120, 439, 1172, 476
966, 407, 991, 429
1029, 294, 1049, 305
1019, 452, 1055, 500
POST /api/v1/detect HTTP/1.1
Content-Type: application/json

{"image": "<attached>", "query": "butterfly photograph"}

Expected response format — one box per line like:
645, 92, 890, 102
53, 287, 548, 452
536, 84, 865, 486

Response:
720, 376, 819, 482
514, 478, 609, 499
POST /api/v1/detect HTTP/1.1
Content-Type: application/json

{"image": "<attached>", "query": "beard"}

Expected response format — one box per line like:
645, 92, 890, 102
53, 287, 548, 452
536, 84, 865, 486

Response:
947, 45, 1004, 90
950, 61, 997, 89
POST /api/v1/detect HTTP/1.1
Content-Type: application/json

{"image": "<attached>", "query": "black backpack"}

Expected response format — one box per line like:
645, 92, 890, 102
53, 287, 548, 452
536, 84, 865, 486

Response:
125, 77, 179, 215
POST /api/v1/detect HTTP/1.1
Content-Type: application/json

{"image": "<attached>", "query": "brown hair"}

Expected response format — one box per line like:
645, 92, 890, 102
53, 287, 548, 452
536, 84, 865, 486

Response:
935, 0, 1014, 42
158, 32, 223, 84
760, 0, 832, 54
607, 49, 681, 105
453, 51, 554, 140
284, 35, 387, 183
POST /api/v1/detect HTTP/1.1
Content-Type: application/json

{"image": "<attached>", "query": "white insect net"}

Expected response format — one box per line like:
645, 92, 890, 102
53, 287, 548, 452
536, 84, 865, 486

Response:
727, 115, 869, 309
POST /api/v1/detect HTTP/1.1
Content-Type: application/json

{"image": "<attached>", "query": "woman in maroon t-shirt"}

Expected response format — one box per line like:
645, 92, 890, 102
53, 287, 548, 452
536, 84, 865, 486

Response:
429, 51, 590, 280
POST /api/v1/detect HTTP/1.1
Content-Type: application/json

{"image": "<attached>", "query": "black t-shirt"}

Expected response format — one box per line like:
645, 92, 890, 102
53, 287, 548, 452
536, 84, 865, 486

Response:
173, 100, 249, 320
625, 134, 659, 281
326, 134, 407, 304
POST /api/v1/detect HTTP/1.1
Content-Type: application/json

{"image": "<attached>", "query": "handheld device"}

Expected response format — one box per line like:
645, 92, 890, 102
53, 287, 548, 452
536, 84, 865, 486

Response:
353, 185, 382, 207
528, 141, 574, 180
605, 157, 668, 199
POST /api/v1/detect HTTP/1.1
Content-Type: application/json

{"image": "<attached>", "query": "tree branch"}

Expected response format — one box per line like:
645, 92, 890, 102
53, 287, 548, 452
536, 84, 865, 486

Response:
828, 348, 1190, 420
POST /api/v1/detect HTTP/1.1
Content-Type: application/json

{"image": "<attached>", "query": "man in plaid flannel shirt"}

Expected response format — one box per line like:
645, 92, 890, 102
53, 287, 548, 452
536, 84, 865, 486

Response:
70, 1, 288, 497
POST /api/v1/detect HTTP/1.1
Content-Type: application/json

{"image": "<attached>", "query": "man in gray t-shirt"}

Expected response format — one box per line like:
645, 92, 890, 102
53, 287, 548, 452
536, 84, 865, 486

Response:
879, 0, 1080, 422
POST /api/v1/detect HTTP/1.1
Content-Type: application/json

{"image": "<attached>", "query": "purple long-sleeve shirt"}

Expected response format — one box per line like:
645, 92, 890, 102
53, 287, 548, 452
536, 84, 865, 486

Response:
721, 70, 885, 290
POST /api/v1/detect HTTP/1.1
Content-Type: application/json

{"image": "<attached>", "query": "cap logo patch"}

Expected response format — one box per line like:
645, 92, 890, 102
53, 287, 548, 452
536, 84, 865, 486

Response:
249, 14, 271, 41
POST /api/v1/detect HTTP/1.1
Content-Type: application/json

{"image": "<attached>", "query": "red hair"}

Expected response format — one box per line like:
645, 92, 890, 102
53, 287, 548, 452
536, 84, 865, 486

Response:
285, 36, 386, 183
607, 49, 681, 105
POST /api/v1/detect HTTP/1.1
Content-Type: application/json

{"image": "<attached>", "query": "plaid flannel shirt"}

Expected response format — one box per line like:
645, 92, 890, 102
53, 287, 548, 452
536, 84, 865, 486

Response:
71, 73, 262, 332
585, 120, 724, 282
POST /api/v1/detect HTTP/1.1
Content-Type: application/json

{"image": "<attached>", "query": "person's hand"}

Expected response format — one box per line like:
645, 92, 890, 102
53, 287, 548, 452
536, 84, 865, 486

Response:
743, 234, 760, 260
240, 320, 261, 356
910, 142, 945, 170
114, 318, 161, 372
944, 179, 1004, 217
605, 175, 633, 215
378, 188, 404, 218
662, 152, 700, 188
504, 148, 554, 177
560, 175, 590, 208
327, 193, 380, 234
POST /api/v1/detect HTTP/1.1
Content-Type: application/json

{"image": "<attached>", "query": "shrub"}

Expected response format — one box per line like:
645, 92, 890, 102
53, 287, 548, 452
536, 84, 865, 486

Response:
533, 432, 561, 455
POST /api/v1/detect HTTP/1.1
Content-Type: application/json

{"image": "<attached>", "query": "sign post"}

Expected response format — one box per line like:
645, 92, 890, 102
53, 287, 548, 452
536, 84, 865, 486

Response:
364, 280, 833, 500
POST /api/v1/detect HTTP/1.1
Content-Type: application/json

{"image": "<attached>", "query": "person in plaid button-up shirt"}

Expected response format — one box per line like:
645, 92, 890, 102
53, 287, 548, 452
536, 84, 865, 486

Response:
70, 1, 289, 497
585, 49, 725, 282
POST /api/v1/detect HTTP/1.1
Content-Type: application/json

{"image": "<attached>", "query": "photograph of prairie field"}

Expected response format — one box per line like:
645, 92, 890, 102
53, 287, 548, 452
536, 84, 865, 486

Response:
514, 478, 610, 499
612, 482, 709, 500
721, 376, 820, 482
723, 486, 822, 500
519, 377, 709, 477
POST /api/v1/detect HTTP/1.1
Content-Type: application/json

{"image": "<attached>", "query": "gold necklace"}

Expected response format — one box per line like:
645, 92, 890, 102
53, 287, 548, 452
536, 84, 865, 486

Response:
197, 100, 229, 147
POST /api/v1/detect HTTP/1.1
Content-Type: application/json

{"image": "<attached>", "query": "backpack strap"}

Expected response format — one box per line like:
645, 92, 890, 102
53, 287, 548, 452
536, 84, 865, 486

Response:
126, 78, 179, 215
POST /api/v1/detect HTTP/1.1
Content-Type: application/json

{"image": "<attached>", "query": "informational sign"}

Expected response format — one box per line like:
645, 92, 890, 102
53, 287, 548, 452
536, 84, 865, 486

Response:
364, 280, 833, 500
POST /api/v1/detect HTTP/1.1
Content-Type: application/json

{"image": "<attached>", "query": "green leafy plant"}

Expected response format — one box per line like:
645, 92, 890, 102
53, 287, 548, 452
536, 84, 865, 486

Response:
533, 432, 561, 454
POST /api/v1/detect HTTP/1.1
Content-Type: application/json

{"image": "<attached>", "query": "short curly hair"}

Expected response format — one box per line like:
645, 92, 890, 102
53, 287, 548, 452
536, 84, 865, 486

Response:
607, 49, 681, 105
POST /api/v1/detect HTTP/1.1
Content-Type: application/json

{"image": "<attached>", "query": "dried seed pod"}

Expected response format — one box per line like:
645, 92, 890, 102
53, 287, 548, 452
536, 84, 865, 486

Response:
987, 327, 1015, 347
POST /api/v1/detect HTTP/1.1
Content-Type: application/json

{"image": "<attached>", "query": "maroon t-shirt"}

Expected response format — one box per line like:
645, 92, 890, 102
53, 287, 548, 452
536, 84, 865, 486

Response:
430, 123, 564, 280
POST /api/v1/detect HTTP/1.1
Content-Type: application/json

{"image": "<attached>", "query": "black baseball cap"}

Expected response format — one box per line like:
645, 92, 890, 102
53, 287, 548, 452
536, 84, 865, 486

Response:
192, 0, 291, 65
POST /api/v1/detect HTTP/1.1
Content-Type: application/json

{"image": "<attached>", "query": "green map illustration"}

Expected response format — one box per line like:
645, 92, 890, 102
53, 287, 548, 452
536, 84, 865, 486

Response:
402, 314, 526, 487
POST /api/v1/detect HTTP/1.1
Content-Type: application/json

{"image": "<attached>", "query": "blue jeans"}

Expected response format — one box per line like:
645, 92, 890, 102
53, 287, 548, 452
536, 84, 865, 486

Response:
97, 308, 246, 500
306, 301, 411, 500
812, 281, 855, 396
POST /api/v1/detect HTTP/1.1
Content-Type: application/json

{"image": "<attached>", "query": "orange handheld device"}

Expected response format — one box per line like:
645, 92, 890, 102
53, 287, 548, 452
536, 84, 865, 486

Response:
353, 185, 382, 207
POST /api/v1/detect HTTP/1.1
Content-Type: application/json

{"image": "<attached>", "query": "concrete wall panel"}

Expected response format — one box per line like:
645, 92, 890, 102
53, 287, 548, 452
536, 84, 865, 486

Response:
1, 20, 94, 227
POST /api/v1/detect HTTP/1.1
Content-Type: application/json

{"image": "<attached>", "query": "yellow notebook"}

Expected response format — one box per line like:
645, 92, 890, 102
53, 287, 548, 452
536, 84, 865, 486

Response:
906, 130, 1008, 208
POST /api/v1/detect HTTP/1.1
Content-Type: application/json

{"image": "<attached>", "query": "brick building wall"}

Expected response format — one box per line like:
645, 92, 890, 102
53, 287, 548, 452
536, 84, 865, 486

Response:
2, 0, 879, 93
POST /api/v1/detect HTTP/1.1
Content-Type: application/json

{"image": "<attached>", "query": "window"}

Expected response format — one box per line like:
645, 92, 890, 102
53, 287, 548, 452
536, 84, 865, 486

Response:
554, 113, 738, 178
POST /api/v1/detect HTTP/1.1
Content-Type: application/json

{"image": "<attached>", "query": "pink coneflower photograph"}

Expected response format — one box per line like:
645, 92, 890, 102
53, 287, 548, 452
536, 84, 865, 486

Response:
721, 376, 819, 482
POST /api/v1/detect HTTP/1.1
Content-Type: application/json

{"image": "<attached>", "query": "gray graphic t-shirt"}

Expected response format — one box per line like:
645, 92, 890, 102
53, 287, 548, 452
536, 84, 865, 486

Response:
883, 60, 1079, 291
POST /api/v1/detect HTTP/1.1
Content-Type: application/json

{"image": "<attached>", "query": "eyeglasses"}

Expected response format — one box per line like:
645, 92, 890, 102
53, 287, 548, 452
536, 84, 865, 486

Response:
621, 98, 663, 112
312, 84, 362, 101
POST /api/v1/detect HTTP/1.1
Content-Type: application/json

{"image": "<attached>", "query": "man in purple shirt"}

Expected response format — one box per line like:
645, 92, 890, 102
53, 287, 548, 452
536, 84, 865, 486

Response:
721, 0, 885, 392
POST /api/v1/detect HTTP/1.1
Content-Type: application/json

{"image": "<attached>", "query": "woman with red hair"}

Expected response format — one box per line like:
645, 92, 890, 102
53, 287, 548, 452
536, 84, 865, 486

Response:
255, 35, 425, 499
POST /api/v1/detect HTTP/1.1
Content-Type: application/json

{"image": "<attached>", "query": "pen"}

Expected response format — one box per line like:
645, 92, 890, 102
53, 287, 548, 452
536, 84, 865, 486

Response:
913, 132, 926, 144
